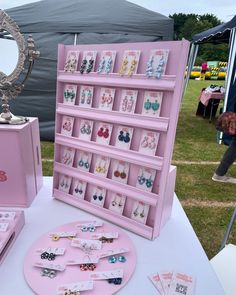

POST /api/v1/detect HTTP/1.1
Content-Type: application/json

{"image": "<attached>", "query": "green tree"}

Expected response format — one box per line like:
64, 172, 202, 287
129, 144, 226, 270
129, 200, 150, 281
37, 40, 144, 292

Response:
169, 13, 228, 62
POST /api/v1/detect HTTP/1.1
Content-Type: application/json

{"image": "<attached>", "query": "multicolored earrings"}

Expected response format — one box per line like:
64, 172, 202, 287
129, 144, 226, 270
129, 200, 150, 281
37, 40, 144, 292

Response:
137, 171, 153, 188
146, 55, 154, 77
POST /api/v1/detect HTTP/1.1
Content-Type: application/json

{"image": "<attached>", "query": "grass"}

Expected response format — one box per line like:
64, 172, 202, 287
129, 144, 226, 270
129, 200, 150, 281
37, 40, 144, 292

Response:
41, 79, 236, 259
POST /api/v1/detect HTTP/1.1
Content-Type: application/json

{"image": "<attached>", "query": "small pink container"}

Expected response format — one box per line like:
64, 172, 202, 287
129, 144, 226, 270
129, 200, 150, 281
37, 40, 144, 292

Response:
0, 117, 43, 207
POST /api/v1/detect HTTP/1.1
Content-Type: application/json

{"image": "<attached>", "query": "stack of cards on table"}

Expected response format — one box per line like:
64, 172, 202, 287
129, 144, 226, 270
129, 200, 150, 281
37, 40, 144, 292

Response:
149, 271, 195, 295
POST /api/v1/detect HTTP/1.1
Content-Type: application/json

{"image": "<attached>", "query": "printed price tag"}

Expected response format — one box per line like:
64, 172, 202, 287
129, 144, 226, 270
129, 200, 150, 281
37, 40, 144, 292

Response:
91, 232, 119, 240
67, 255, 99, 265
57, 280, 94, 294
99, 247, 129, 258
34, 262, 65, 271
90, 269, 123, 280
71, 238, 102, 250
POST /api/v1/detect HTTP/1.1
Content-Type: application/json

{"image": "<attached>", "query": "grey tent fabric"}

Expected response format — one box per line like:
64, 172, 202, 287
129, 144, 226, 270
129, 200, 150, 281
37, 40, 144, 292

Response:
6, 0, 173, 140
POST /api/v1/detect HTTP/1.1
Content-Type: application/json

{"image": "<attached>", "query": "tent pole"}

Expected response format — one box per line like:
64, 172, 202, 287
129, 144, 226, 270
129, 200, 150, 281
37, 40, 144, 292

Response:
183, 43, 198, 99
74, 33, 77, 45
223, 28, 236, 112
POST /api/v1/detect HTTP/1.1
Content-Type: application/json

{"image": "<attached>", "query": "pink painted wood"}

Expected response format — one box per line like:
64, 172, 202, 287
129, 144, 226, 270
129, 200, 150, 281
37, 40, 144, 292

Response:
53, 40, 190, 239
0, 118, 43, 207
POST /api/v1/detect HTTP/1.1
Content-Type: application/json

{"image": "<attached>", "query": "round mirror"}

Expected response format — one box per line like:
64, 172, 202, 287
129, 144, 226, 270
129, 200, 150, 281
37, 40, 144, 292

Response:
0, 32, 19, 76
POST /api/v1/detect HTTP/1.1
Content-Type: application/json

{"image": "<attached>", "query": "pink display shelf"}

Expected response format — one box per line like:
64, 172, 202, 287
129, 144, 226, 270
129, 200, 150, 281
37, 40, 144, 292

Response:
0, 117, 43, 207
24, 220, 136, 295
53, 41, 189, 239
0, 209, 25, 265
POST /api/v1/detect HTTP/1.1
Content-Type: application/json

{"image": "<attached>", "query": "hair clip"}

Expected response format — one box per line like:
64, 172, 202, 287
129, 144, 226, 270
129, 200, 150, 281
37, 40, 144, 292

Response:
41, 251, 56, 261
81, 225, 96, 232
63, 289, 80, 295
108, 278, 123, 285
108, 255, 126, 263
80, 263, 96, 271
99, 236, 113, 243
40, 268, 57, 278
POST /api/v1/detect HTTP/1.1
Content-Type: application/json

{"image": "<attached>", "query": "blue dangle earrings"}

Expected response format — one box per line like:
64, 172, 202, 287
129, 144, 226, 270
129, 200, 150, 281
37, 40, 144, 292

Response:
155, 55, 165, 79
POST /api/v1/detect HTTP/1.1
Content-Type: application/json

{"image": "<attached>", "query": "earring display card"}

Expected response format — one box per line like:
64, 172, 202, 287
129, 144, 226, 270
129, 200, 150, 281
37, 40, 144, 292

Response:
131, 201, 150, 224
119, 50, 141, 76
94, 155, 110, 178
139, 130, 160, 156
77, 151, 92, 172
0, 210, 24, 265
96, 122, 113, 145
80, 51, 97, 74
97, 50, 116, 74
61, 147, 75, 166
64, 50, 80, 73
136, 167, 156, 192
91, 187, 106, 207
58, 174, 72, 193
24, 220, 137, 295
72, 179, 87, 199
109, 193, 126, 215
63, 84, 77, 105
112, 160, 129, 184
147, 49, 169, 79
79, 85, 94, 108
79, 119, 93, 140
115, 125, 133, 150
142, 91, 163, 117
98, 87, 115, 111
61, 116, 74, 136
119, 89, 138, 114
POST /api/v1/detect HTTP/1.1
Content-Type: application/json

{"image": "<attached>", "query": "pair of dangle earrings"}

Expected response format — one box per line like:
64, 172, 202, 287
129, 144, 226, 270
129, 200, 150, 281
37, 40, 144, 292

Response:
64, 89, 75, 102
80, 58, 94, 74
111, 195, 124, 207
121, 96, 134, 113
95, 159, 107, 173
97, 56, 113, 74
146, 55, 165, 79
78, 156, 90, 169
60, 177, 70, 189
118, 130, 130, 143
101, 93, 112, 107
144, 99, 160, 114
141, 135, 156, 150
133, 203, 146, 218
80, 123, 91, 135
138, 172, 153, 188
80, 89, 92, 105
74, 182, 83, 195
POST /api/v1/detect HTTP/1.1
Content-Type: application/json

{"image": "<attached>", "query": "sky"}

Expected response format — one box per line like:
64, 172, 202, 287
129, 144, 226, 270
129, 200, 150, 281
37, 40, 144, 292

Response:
1, 0, 235, 22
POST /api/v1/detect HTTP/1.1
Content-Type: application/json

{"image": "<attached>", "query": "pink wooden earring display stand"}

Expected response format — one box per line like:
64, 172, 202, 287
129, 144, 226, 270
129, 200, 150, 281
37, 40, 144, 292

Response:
24, 220, 136, 295
53, 40, 189, 240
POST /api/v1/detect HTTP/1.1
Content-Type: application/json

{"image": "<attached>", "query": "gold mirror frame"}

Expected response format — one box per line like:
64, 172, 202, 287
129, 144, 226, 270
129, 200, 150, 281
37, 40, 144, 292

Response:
0, 9, 40, 124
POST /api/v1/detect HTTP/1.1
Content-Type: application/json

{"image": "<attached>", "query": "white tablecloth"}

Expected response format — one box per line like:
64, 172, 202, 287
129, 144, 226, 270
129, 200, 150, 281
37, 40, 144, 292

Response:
0, 177, 224, 294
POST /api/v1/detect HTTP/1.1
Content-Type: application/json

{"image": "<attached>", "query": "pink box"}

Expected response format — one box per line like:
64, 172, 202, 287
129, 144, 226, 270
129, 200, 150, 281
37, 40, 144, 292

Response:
0, 209, 25, 265
0, 117, 43, 207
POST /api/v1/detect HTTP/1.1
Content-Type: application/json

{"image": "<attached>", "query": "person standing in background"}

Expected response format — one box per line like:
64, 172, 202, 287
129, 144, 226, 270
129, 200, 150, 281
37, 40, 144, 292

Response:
201, 61, 208, 80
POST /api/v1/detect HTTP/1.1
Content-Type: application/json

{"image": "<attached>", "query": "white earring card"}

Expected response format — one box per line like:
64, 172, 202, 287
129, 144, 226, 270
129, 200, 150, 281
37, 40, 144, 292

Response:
139, 130, 160, 156
131, 201, 150, 224
90, 186, 106, 207
61, 116, 74, 136
63, 84, 77, 105
61, 147, 75, 167
142, 91, 163, 117
98, 87, 115, 111
97, 50, 116, 74
119, 89, 138, 114
64, 50, 80, 72
78, 85, 94, 108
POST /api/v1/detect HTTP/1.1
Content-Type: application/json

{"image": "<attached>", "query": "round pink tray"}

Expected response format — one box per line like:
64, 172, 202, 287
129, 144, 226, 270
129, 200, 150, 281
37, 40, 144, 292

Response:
24, 220, 137, 295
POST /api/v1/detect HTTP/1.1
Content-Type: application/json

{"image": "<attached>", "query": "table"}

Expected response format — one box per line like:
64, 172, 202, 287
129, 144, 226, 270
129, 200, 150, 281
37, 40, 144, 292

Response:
199, 90, 224, 122
0, 177, 225, 294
